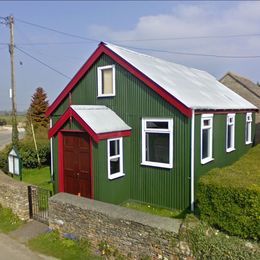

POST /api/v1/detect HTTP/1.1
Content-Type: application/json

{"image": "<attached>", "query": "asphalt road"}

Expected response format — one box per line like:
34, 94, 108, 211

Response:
0, 127, 25, 149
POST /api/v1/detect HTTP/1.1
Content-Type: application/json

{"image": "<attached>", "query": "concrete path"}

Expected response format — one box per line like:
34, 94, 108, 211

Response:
0, 221, 57, 260
0, 126, 25, 150
0, 233, 55, 260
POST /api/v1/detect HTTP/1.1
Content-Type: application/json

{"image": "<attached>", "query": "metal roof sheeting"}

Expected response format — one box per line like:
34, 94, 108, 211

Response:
71, 105, 131, 134
105, 43, 257, 110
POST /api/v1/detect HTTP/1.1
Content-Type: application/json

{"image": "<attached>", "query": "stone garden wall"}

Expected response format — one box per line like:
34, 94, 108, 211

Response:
0, 170, 29, 220
49, 193, 182, 259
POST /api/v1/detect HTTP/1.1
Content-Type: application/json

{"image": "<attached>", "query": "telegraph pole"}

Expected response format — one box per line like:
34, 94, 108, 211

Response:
8, 15, 19, 147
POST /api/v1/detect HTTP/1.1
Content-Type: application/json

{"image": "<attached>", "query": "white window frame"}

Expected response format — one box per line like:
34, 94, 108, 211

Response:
97, 65, 116, 97
107, 137, 124, 180
226, 113, 236, 152
141, 118, 173, 169
245, 112, 252, 144
201, 114, 214, 164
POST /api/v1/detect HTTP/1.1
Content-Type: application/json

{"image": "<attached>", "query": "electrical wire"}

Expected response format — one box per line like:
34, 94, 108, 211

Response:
15, 46, 71, 79
16, 18, 99, 43
118, 44, 260, 59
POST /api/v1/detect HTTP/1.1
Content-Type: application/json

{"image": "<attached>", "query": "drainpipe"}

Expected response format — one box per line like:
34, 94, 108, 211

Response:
190, 109, 195, 211
50, 118, 53, 177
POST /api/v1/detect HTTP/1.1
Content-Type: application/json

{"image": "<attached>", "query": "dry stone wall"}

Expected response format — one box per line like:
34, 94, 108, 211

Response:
49, 193, 182, 259
0, 171, 29, 220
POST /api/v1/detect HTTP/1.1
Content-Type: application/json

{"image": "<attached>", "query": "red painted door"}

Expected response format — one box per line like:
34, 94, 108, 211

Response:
63, 133, 91, 198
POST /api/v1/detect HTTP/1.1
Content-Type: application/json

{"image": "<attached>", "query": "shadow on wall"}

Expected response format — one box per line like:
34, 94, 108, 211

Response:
255, 122, 260, 144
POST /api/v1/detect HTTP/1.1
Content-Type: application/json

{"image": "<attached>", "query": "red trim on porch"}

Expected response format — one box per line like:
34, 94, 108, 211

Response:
195, 109, 258, 115
98, 130, 131, 140
46, 42, 192, 118
58, 132, 64, 193
90, 138, 94, 199
48, 107, 131, 142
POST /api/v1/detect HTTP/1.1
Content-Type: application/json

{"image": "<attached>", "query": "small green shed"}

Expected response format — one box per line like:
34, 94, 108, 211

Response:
47, 42, 257, 211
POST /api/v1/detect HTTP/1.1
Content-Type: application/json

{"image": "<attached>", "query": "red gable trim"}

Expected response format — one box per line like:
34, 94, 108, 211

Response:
48, 107, 131, 142
46, 42, 192, 118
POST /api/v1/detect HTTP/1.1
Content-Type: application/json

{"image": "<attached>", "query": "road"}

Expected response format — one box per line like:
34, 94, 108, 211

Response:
0, 127, 25, 149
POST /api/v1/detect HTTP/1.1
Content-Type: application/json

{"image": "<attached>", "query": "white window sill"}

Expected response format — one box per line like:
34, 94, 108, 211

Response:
141, 161, 173, 169
245, 141, 252, 145
226, 148, 236, 153
108, 172, 125, 180
97, 94, 115, 98
201, 157, 214, 165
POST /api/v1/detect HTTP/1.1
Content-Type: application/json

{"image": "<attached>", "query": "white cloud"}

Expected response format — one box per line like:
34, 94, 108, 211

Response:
87, 2, 260, 81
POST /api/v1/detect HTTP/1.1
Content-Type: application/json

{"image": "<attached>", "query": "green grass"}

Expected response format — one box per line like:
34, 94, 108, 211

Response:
0, 115, 26, 125
0, 204, 23, 233
122, 201, 188, 219
28, 231, 101, 260
14, 166, 53, 192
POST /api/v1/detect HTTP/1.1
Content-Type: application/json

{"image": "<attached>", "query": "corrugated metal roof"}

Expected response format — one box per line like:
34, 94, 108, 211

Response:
106, 43, 257, 110
71, 105, 131, 133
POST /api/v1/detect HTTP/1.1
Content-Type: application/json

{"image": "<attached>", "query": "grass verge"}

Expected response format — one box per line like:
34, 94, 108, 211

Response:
14, 167, 53, 192
122, 201, 187, 219
28, 231, 100, 260
0, 204, 23, 233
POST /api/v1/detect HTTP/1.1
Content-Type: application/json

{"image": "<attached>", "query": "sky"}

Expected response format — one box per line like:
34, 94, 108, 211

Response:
0, 1, 260, 112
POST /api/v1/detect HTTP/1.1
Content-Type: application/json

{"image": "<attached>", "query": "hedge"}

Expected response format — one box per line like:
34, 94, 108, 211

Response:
0, 139, 50, 170
197, 145, 260, 240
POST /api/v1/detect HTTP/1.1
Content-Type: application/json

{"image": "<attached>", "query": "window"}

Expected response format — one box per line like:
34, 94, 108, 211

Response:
97, 65, 115, 97
201, 114, 213, 164
107, 138, 124, 180
226, 114, 235, 152
245, 112, 252, 144
141, 118, 173, 168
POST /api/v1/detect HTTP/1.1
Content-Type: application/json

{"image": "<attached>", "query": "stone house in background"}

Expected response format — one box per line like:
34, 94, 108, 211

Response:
220, 72, 260, 143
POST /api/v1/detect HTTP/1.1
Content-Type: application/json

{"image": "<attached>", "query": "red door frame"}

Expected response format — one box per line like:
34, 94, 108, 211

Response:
58, 129, 94, 199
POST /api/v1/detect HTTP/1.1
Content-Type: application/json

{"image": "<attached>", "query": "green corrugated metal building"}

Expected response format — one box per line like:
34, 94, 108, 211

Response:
47, 42, 257, 211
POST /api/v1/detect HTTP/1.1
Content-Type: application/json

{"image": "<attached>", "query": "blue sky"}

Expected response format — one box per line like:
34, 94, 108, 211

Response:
0, 1, 260, 111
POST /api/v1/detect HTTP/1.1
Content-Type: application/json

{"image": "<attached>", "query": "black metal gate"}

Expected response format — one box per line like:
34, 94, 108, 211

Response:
28, 185, 52, 224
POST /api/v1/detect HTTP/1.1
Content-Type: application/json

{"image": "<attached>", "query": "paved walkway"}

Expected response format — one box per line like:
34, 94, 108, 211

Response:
0, 221, 57, 260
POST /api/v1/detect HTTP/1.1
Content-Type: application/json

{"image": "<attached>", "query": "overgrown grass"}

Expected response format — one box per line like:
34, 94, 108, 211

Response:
14, 166, 53, 192
0, 204, 23, 233
122, 201, 188, 219
179, 215, 260, 259
28, 231, 100, 260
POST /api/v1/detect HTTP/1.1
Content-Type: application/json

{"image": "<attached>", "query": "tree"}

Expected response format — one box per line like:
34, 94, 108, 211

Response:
26, 87, 49, 131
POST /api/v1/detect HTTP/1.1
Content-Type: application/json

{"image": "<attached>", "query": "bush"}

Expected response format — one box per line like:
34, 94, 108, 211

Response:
197, 145, 260, 240
179, 215, 260, 259
0, 139, 50, 169
0, 118, 7, 126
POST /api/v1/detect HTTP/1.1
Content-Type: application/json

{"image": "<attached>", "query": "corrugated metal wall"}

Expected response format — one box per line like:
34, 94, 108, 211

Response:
52, 54, 192, 210
194, 112, 255, 194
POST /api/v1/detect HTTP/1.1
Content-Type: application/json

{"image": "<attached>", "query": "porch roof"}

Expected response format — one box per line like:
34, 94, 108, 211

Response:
49, 105, 131, 142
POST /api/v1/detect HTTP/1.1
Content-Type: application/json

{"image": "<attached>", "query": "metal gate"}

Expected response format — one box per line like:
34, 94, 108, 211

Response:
28, 185, 52, 224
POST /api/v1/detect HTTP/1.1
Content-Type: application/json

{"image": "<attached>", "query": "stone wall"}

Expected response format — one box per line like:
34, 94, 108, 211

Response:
0, 171, 29, 220
49, 193, 182, 259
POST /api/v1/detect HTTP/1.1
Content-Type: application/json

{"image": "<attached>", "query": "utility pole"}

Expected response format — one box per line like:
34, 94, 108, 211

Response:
8, 15, 19, 147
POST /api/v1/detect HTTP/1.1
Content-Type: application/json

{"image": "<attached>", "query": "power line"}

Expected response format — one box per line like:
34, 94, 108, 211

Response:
115, 33, 260, 42
16, 18, 99, 43
118, 44, 260, 59
15, 46, 71, 79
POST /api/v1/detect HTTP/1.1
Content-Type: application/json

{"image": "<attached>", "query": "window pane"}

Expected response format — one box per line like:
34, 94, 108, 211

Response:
227, 125, 232, 148
110, 157, 120, 174
110, 140, 119, 156
203, 119, 210, 126
146, 121, 168, 129
245, 122, 250, 142
202, 129, 209, 159
146, 133, 169, 163
102, 68, 113, 94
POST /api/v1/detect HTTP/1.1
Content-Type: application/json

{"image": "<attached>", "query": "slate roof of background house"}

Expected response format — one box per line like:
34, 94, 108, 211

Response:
71, 105, 131, 133
106, 43, 257, 110
219, 71, 260, 110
